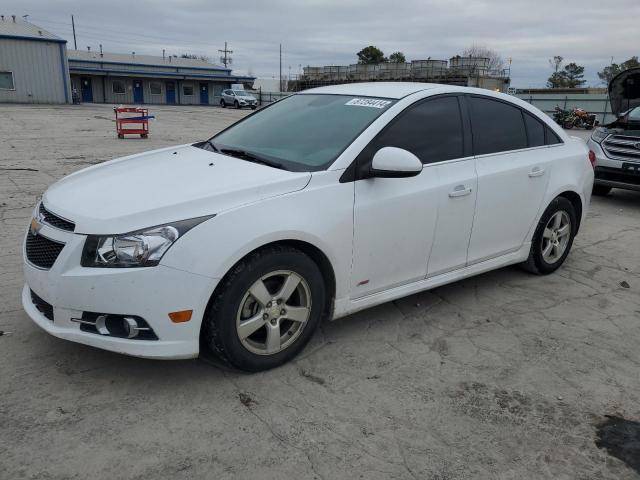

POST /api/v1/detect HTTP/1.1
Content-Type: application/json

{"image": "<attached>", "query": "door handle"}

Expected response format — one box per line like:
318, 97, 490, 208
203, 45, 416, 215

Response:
448, 185, 473, 198
528, 167, 545, 177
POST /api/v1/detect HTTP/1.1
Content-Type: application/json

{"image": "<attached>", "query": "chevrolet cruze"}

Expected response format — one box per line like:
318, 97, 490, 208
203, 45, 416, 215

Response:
23, 83, 594, 371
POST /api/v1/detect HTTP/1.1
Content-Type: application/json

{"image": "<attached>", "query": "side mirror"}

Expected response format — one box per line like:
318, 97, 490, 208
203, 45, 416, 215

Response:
370, 147, 423, 178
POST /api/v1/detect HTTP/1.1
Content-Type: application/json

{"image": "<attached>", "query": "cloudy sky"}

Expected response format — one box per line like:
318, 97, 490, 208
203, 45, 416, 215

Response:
6, 0, 640, 87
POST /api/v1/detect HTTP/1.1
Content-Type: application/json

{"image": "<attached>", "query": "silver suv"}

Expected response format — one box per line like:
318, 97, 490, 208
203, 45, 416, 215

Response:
587, 67, 640, 195
220, 89, 258, 110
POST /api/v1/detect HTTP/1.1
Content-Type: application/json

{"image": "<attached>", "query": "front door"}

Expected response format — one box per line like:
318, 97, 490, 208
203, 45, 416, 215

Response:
166, 82, 176, 104
200, 83, 209, 104
466, 95, 551, 264
80, 77, 92, 102
351, 95, 475, 297
133, 79, 144, 104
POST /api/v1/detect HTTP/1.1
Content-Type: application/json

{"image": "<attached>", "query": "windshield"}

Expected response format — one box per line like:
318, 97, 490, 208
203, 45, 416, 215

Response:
233, 90, 252, 97
627, 107, 640, 121
210, 94, 395, 171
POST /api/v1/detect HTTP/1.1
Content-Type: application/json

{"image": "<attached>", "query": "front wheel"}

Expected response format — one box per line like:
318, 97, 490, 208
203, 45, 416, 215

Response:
234, 100, 240, 109
201, 246, 326, 372
563, 120, 574, 129
220, 99, 226, 108
521, 197, 577, 275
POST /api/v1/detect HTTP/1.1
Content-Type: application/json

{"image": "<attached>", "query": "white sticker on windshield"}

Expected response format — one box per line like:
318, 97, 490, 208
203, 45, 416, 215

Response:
345, 98, 392, 109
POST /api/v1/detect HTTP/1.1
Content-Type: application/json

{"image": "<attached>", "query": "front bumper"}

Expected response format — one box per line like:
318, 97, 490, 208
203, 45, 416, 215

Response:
588, 138, 640, 192
22, 222, 219, 359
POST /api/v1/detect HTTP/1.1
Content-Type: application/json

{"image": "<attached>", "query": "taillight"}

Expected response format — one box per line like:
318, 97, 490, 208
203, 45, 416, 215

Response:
588, 150, 596, 169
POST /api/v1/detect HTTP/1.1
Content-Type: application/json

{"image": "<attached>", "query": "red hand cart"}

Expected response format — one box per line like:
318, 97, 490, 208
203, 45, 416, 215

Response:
114, 107, 153, 139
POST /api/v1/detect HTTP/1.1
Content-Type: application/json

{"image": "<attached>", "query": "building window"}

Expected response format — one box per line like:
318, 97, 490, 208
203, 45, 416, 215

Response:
150, 82, 162, 95
183, 84, 194, 96
0, 71, 15, 90
112, 80, 126, 95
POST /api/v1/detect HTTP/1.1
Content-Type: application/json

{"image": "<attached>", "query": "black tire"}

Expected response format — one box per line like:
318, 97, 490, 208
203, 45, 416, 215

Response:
592, 184, 612, 196
234, 100, 240, 109
220, 99, 226, 108
202, 245, 326, 372
563, 121, 574, 129
521, 197, 577, 275
251, 106, 257, 110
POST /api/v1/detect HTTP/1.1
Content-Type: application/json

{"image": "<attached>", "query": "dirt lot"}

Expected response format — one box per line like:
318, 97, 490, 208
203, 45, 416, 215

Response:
1, 104, 639, 479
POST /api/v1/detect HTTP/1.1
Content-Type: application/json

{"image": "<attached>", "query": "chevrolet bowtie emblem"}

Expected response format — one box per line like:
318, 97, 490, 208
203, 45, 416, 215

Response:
30, 217, 42, 236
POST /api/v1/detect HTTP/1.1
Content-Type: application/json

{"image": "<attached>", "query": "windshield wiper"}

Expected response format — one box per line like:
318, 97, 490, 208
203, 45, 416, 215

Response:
220, 147, 285, 170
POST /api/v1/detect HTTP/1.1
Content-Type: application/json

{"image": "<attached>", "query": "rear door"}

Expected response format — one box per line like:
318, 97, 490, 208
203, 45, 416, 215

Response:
466, 95, 553, 264
351, 95, 476, 297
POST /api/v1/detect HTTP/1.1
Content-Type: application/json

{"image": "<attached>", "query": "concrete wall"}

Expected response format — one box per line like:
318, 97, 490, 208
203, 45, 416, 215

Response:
0, 38, 70, 104
516, 92, 614, 124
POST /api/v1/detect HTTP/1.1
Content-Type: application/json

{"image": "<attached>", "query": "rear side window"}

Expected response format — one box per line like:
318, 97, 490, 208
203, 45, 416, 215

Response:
469, 96, 528, 155
523, 112, 545, 147
545, 127, 563, 145
363, 96, 464, 165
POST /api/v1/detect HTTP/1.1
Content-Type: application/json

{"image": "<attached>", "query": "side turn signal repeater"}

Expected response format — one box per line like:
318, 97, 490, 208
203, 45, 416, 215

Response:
168, 310, 193, 323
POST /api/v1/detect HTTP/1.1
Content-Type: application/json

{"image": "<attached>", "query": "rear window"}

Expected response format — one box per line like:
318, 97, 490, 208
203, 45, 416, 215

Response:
545, 127, 563, 145
469, 96, 528, 155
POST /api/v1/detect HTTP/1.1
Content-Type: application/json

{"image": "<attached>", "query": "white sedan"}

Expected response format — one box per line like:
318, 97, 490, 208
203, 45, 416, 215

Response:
23, 83, 594, 371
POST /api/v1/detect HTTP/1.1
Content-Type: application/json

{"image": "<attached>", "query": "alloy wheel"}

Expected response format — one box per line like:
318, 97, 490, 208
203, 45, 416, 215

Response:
541, 210, 571, 264
236, 270, 312, 355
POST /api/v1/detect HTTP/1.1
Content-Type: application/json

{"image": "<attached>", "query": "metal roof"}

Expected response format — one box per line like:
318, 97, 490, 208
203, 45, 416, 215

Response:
0, 16, 65, 42
68, 50, 229, 71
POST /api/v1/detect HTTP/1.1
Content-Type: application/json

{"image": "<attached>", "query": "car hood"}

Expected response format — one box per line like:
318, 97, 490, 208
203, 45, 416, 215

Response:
608, 67, 640, 117
43, 144, 311, 234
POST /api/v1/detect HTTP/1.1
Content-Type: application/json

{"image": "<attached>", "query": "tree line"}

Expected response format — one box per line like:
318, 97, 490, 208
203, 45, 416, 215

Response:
547, 55, 639, 88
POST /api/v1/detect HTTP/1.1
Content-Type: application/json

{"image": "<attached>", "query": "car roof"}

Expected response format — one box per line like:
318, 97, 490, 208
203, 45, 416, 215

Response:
300, 82, 444, 99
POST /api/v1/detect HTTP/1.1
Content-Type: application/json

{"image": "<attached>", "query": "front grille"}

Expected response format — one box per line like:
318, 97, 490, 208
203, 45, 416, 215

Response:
602, 135, 640, 162
595, 166, 640, 186
30, 290, 53, 321
25, 231, 65, 269
39, 203, 75, 232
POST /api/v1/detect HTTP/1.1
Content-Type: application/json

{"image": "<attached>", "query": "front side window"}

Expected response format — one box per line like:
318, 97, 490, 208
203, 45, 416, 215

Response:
183, 84, 194, 96
150, 82, 162, 95
469, 96, 528, 155
112, 80, 126, 94
0, 71, 15, 90
359, 96, 465, 165
210, 94, 396, 171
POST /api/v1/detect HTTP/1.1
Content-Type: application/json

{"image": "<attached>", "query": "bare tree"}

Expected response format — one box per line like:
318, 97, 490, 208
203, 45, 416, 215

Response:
462, 44, 505, 72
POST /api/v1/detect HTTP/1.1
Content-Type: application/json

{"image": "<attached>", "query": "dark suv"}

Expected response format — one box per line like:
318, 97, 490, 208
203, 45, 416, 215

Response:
587, 67, 640, 195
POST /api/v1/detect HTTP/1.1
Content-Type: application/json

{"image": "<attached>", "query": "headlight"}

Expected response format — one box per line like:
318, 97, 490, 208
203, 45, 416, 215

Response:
81, 215, 213, 268
590, 128, 609, 144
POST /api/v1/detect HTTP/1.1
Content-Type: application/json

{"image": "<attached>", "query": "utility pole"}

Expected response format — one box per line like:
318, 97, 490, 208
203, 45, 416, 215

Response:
71, 15, 77, 50
218, 42, 233, 68
279, 44, 282, 92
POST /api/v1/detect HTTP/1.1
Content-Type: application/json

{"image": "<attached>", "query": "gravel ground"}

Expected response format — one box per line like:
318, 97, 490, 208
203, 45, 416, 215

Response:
1, 104, 639, 480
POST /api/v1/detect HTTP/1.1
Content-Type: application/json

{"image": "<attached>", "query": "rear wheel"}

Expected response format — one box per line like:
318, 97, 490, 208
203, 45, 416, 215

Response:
592, 184, 612, 196
202, 246, 326, 372
563, 120, 574, 129
522, 197, 577, 275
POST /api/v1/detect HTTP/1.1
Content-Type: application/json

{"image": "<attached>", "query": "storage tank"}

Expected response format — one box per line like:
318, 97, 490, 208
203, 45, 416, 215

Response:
449, 56, 490, 76
303, 66, 322, 80
411, 59, 448, 79
379, 62, 411, 80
